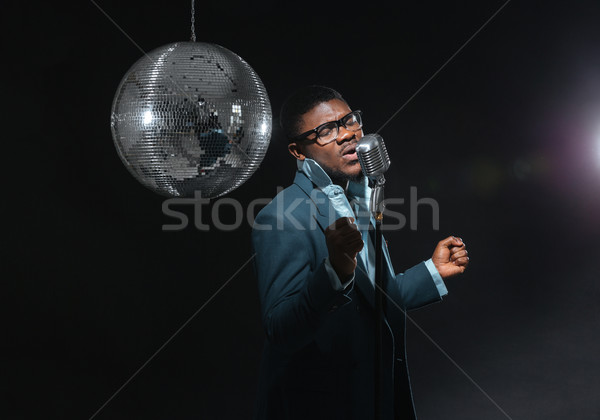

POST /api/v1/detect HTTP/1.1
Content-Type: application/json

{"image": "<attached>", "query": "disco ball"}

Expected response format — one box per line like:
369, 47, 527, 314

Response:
111, 42, 272, 197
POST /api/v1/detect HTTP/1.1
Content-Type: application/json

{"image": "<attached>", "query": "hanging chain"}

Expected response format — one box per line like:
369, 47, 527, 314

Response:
190, 0, 196, 42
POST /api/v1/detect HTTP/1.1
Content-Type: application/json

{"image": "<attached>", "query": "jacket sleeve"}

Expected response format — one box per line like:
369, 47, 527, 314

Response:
382, 241, 442, 311
252, 210, 350, 354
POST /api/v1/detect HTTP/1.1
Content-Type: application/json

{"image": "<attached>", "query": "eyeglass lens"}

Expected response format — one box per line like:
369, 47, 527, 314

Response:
317, 111, 362, 144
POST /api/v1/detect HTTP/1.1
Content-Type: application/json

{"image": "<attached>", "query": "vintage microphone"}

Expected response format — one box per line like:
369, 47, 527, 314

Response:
356, 133, 391, 420
356, 133, 391, 216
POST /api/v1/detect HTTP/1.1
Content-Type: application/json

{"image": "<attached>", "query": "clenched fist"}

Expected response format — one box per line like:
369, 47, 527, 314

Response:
431, 236, 470, 279
325, 217, 364, 280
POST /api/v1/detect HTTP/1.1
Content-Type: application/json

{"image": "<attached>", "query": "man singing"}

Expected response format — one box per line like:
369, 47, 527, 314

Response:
251, 85, 469, 419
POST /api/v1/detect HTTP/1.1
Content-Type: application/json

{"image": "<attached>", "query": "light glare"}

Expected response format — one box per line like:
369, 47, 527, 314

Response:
143, 110, 153, 125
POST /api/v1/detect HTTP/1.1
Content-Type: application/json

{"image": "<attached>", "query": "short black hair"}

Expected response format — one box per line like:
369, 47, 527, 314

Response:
279, 85, 347, 143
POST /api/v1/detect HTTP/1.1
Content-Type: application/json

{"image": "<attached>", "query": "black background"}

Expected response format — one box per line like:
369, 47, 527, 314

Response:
5, 0, 600, 418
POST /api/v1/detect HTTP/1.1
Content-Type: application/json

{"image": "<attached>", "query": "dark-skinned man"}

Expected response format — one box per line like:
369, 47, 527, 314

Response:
252, 85, 469, 420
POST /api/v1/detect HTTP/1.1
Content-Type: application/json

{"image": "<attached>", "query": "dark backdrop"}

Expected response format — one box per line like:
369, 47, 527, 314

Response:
5, 0, 600, 418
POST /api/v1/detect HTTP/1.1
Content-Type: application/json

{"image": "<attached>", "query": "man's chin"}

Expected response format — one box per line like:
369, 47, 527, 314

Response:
349, 169, 365, 183
306, 155, 364, 184
347, 161, 363, 179
333, 165, 364, 184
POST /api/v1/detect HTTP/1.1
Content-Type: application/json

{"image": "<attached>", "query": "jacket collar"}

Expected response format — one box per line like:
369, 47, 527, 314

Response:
296, 158, 371, 198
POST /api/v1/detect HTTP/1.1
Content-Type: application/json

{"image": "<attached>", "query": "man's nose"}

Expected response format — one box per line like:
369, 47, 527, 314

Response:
336, 126, 356, 143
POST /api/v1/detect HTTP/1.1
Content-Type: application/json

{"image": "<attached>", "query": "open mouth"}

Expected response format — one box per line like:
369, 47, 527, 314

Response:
342, 145, 358, 161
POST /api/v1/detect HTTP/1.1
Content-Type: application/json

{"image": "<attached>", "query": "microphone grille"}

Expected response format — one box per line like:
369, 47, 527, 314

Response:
356, 134, 391, 178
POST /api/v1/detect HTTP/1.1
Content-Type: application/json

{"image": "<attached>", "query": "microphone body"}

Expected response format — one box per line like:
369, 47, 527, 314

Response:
356, 134, 391, 217
356, 133, 391, 420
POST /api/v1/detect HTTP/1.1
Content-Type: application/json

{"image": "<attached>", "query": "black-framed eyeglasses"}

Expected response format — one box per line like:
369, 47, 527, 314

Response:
293, 110, 363, 145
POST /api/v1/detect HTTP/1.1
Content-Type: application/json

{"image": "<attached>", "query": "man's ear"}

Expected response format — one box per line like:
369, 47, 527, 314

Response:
288, 142, 306, 160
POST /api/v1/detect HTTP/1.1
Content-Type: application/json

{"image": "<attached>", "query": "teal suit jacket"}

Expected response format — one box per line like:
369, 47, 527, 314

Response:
252, 170, 442, 420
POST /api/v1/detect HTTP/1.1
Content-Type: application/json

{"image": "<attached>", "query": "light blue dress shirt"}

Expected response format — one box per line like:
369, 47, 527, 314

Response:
297, 158, 448, 297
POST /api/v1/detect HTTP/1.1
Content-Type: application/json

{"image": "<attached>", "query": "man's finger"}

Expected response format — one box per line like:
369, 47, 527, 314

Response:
450, 249, 468, 261
342, 252, 359, 263
449, 245, 466, 254
339, 235, 363, 245
342, 238, 364, 253
453, 256, 470, 265
438, 236, 464, 248
339, 229, 362, 240
328, 217, 356, 231
337, 224, 359, 236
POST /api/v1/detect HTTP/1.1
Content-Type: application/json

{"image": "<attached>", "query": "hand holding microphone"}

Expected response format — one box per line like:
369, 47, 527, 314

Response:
325, 217, 364, 280
321, 133, 390, 281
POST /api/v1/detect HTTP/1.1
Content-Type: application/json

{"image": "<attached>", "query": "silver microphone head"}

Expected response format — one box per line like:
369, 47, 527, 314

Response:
356, 133, 391, 180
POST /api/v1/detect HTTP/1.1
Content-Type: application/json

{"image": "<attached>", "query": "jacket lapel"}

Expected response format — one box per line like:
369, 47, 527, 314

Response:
294, 170, 337, 233
293, 170, 385, 312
